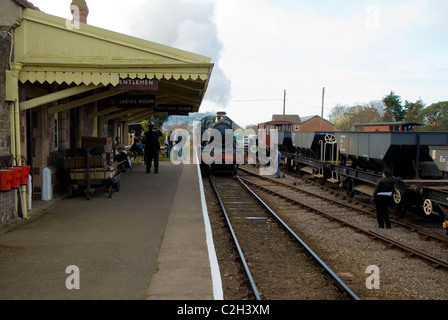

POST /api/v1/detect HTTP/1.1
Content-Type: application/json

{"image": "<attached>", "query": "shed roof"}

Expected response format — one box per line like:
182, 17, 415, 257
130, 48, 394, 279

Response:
260, 120, 294, 126
300, 115, 318, 123
272, 114, 301, 123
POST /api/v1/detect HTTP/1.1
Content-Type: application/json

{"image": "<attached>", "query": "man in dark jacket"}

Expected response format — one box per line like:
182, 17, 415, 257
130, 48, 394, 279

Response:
144, 125, 162, 174
372, 168, 396, 229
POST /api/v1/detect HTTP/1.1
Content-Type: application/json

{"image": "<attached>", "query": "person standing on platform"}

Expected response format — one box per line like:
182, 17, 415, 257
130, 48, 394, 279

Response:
145, 125, 162, 174
372, 168, 395, 229
165, 131, 173, 159
172, 130, 185, 161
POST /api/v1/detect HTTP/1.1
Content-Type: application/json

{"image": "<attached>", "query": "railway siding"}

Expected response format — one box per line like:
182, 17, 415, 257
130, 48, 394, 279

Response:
233, 165, 448, 300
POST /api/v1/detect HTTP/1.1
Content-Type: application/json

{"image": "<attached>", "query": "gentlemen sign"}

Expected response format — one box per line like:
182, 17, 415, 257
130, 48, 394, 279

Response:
113, 78, 158, 90
116, 95, 156, 108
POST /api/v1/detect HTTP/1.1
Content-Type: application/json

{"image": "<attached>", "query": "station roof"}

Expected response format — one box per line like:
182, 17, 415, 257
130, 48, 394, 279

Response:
14, 9, 214, 120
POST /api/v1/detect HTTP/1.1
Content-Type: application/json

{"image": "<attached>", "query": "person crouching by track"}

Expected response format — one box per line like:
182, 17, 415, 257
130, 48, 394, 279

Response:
144, 125, 162, 174
275, 150, 282, 178
372, 168, 395, 229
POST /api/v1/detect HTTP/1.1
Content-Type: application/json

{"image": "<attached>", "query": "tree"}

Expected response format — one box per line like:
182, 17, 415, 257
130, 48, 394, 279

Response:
347, 105, 382, 128
141, 114, 169, 132
331, 113, 352, 131
364, 100, 386, 119
404, 99, 426, 122
382, 91, 405, 122
329, 103, 382, 131
418, 101, 448, 131
329, 104, 351, 131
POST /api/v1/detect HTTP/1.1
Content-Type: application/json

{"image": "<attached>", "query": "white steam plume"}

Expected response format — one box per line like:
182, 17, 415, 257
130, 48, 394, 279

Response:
128, 0, 231, 107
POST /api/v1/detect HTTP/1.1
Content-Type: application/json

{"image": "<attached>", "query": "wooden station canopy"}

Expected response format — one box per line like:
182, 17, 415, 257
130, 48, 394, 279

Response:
14, 9, 214, 121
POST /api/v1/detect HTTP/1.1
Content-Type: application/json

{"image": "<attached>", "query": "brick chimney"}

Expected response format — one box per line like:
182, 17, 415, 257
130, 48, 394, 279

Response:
71, 0, 89, 24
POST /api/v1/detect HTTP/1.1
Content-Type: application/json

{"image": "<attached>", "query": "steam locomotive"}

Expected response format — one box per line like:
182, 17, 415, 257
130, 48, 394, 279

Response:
199, 112, 243, 175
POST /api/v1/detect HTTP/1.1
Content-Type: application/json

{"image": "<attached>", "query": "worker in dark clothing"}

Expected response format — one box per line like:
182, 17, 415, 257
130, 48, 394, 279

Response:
372, 168, 396, 229
144, 125, 162, 174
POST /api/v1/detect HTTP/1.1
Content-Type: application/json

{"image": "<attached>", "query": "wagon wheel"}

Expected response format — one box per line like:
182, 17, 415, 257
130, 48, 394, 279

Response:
423, 199, 433, 216
344, 178, 355, 198
392, 189, 407, 218
108, 185, 113, 198
392, 188, 402, 205
324, 134, 336, 144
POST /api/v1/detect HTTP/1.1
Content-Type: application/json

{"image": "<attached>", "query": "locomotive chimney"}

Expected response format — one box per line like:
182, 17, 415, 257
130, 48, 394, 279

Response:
71, 0, 89, 24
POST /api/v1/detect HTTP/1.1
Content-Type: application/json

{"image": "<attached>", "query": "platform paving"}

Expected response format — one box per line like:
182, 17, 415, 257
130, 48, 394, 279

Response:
0, 161, 220, 300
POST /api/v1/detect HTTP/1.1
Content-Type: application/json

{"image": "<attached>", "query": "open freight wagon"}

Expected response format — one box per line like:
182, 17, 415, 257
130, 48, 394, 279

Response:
287, 131, 448, 222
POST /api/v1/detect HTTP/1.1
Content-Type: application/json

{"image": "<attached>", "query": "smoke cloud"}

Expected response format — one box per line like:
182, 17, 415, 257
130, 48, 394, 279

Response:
128, 0, 231, 107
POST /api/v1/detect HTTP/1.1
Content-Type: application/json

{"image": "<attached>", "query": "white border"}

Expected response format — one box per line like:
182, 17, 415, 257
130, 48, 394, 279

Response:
196, 160, 224, 300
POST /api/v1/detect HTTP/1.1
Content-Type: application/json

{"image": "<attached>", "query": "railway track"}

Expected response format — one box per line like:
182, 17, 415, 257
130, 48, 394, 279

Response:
281, 168, 448, 240
209, 174, 359, 300
238, 166, 448, 270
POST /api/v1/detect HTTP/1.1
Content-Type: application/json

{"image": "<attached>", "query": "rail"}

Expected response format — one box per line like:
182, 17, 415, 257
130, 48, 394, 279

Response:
238, 168, 448, 270
209, 175, 261, 300
236, 176, 360, 300
210, 173, 360, 300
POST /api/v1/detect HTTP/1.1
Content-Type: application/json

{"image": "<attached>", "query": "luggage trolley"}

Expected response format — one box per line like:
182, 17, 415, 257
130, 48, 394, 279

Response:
65, 147, 122, 200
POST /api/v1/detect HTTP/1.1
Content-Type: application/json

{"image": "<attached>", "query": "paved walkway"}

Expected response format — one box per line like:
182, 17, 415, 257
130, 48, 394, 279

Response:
0, 161, 221, 300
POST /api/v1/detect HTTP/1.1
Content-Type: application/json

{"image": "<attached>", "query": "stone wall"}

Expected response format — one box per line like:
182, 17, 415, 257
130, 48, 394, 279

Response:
0, 31, 12, 156
0, 30, 16, 224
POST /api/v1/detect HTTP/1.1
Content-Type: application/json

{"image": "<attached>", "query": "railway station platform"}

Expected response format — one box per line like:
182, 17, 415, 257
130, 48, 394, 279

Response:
0, 161, 222, 300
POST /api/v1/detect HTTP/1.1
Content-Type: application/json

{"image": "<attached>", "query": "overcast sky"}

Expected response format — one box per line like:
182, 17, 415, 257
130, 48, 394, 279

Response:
30, 0, 448, 127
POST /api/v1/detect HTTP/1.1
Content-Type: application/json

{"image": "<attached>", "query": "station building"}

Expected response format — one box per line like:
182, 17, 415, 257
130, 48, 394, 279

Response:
261, 114, 339, 133
0, 0, 214, 224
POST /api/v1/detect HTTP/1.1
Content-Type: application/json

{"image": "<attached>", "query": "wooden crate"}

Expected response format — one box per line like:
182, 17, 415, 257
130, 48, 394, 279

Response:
65, 157, 87, 169
90, 154, 107, 167
65, 154, 107, 169
82, 137, 113, 153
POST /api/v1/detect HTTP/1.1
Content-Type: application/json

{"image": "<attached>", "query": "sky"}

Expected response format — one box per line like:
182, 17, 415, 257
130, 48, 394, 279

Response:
29, 0, 448, 128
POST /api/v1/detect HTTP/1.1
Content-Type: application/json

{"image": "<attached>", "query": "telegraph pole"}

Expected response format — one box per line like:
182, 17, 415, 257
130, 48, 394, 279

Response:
283, 89, 286, 120
320, 87, 325, 131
